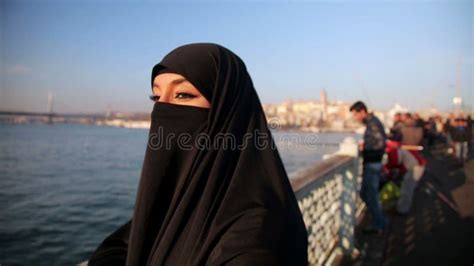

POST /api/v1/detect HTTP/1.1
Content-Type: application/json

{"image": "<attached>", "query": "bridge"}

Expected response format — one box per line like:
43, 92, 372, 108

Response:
0, 110, 109, 118
0, 92, 111, 124
291, 138, 474, 265
0, 110, 110, 124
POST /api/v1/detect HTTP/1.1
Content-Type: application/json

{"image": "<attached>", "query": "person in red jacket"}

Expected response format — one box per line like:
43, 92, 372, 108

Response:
385, 140, 427, 214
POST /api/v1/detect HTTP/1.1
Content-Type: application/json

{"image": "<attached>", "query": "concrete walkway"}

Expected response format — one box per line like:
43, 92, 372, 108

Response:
344, 144, 474, 266
382, 143, 474, 265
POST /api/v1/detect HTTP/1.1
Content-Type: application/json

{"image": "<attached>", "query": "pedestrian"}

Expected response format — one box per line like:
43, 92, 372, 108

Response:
385, 141, 426, 214
444, 113, 456, 149
350, 101, 387, 235
389, 112, 404, 141
467, 115, 473, 153
450, 117, 469, 164
401, 113, 423, 146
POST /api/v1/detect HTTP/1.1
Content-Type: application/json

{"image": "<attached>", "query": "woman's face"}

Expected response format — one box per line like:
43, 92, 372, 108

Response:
151, 73, 211, 108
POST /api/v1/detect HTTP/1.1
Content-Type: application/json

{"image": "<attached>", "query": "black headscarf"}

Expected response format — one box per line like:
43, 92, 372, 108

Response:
89, 43, 307, 265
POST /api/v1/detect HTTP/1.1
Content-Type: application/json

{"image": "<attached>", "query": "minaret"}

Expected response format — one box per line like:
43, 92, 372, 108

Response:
47, 91, 54, 124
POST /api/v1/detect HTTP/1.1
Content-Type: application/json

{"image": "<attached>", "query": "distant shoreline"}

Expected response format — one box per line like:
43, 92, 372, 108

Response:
0, 119, 359, 134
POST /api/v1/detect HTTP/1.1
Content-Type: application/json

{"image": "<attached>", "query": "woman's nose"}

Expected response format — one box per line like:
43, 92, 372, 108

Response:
158, 91, 173, 103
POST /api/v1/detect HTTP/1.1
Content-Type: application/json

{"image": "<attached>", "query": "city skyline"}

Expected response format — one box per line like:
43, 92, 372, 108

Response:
1, 0, 472, 113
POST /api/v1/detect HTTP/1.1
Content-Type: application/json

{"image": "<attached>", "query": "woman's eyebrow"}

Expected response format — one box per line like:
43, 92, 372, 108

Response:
170, 78, 188, 86
153, 77, 188, 88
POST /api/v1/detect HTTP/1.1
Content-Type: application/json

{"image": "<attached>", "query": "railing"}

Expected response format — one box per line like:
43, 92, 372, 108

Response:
290, 138, 364, 265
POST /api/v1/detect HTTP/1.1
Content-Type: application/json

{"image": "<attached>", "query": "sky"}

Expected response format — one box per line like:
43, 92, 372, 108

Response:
0, 0, 472, 113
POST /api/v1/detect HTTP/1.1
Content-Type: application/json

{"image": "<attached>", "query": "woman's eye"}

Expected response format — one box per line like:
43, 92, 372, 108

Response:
149, 95, 160, 102
175, 92, 196, 99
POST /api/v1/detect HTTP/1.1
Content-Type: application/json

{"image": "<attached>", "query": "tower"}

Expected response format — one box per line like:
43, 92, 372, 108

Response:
47, 91, 54, 124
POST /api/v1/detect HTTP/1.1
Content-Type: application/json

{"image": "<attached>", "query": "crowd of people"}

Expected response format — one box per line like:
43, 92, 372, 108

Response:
350, 100, 473, 237
389, 111, 473, 164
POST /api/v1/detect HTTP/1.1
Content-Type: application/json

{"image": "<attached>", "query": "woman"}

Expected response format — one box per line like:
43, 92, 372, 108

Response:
89, 43, 308, 265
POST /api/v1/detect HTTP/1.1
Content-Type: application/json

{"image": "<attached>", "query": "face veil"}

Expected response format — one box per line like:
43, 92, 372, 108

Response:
90, 43, 308, 266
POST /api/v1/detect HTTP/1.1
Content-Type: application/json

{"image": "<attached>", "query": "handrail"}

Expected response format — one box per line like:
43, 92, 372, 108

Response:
289, 154, 360, 265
